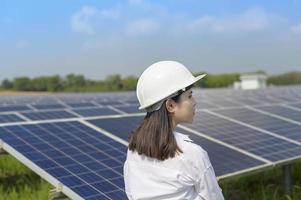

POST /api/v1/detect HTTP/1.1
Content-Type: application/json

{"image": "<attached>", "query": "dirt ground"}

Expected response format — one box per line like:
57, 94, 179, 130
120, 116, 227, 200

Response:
0, 91, 53, 96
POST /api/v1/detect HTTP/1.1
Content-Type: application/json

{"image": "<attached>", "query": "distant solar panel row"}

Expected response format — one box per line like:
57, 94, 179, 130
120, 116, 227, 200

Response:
21, 110, 77, 121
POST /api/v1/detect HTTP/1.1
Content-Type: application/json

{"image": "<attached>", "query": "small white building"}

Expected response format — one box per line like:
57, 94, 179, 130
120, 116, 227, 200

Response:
239, 74, 267, 90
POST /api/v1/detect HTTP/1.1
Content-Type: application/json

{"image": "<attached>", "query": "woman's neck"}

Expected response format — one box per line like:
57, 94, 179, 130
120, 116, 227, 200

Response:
172, 119, 178, 132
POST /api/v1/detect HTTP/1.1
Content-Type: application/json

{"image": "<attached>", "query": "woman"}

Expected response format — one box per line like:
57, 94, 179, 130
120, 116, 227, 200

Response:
123, 61, 224, 200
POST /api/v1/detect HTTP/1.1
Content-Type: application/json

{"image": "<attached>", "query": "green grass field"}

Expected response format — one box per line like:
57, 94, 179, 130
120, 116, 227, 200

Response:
0, 154, 300, 200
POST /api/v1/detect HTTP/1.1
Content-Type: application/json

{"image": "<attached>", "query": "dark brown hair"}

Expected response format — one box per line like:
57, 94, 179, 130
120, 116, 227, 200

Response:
128, 84, 194, 161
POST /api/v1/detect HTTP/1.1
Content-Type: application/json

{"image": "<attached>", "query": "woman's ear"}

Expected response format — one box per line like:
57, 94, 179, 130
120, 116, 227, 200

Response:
165, 99, 176, 113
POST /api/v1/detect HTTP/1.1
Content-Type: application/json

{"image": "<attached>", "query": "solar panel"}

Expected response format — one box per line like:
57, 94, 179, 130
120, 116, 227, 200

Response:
0, 85, 301, 199
0, 121, 127, 199
20, 110, 77, 121
184, 111, 301, 162
212, 107, 301, 143
87, 116, 268, 177
253, 105, 301, 122
72, 107, 120, 117
175, 127, 265, 176
88, 116, 144, 141
0, 114, 25, 123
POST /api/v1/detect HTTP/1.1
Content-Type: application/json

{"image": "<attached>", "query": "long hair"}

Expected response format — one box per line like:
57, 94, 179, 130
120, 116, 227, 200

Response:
128, 84, 194, 161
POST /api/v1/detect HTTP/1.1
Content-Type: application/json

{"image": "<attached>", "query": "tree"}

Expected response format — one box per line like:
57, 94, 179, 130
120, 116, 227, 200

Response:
1, 79, 13, 89
13, 77, 32, 91
105, 74, 123, 91
122, 75, 138, 90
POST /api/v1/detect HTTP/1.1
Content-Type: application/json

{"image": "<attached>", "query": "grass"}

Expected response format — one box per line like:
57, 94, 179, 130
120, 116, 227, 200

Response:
0, 154, 300, 199
0, 154, 56, 200
220, 160, 301, 200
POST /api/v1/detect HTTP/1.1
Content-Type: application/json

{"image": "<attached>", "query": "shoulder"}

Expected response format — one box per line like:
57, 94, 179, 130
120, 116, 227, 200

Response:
174, 131, 212, 170
174, 131, 207, 156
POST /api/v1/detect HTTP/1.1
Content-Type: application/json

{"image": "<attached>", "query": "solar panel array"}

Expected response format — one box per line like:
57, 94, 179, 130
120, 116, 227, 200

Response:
0, 85, 301, 199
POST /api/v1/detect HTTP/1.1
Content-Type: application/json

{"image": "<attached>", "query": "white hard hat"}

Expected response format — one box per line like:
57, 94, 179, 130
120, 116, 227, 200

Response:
136, 60, 206, 112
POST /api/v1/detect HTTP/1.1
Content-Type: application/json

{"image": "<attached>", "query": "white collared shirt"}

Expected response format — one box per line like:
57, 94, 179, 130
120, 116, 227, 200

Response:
123, 131, 224, 200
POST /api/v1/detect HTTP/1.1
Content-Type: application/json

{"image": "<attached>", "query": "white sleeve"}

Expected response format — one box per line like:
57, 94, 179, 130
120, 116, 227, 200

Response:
123, 160, 134, 200
194, 165, 224, 200
189, 145, 224, 200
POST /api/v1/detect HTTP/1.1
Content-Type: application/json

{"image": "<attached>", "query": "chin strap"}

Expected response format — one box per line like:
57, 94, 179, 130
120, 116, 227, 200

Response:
145, 88, 186, 112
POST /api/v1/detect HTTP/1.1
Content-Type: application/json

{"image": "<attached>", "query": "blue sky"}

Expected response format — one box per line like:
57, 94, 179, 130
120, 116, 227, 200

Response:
1, 0, 301, 81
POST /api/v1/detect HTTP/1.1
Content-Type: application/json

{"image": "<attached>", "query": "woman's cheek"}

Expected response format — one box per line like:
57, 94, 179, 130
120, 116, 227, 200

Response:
186, 109, 194, 123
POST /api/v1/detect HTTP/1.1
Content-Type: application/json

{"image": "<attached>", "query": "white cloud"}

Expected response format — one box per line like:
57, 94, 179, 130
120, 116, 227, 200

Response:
100, 7, 120, 18
188, 7, 269, 33
126, 18, 159, 36
291, 23, 301, 34
71, 6, 97, 35
71, 5, 120, 35
16, 40, 30, 49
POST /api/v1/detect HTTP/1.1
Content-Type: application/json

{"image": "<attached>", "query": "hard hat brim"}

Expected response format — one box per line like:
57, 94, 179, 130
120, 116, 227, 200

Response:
138, 73, 207, 110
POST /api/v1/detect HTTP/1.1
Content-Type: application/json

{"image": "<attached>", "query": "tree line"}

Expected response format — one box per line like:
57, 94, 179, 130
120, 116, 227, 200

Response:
0, 71, 300, 92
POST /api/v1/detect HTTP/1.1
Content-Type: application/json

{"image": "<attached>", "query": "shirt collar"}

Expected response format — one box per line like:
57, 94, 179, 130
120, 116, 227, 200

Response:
173, 131, 193, 142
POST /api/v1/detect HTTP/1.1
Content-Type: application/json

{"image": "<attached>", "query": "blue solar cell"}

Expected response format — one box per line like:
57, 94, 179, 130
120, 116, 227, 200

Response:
91, 181, 119, 193
66, 102, 97, 108
0, 121, 127, 199
59, 176, 85, 187
70, 184, 99, 198
72, 107, 119, 117
105, 189, 127, 199
0, 114, 24, 123
21, 110, 77, 120
97, 101, 123, 106
32, 103, 66, 110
